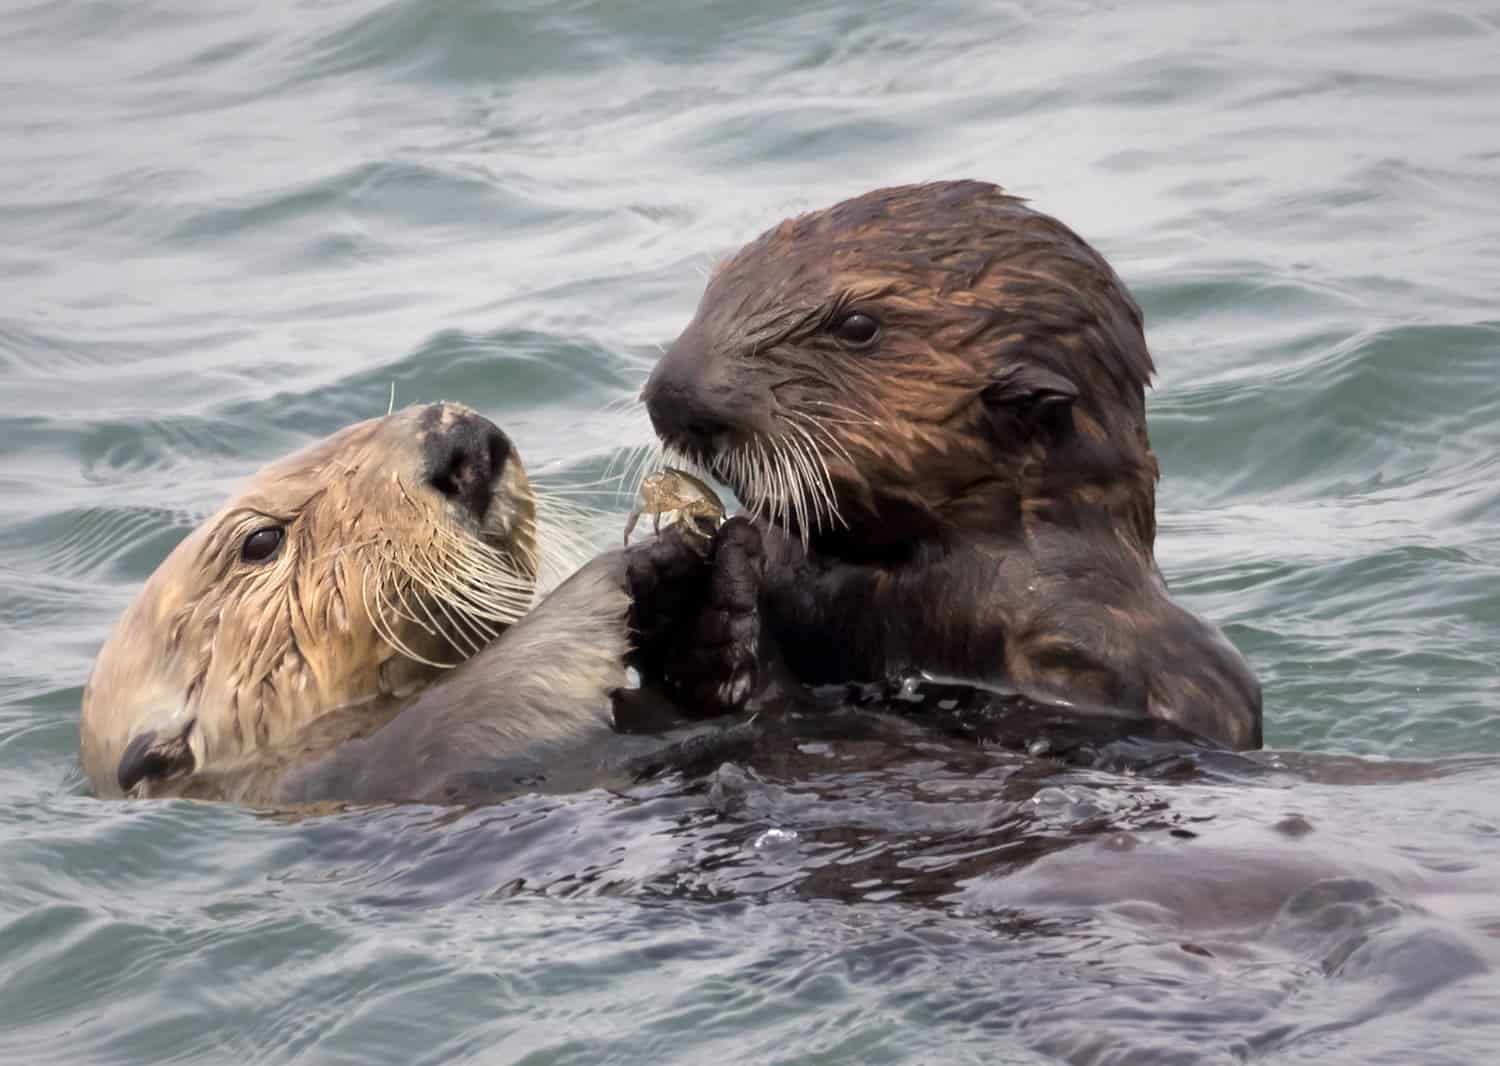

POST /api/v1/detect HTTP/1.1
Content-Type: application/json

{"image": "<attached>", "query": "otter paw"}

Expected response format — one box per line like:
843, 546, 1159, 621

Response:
664, 517, 765, 716
625, 517, 766, 718
624, 519, 714, 588
706, 517, 763, 615
624, 522, 715, 638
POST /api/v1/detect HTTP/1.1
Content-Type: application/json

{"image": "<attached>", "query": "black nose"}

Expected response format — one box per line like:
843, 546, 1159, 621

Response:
422, 406, 513, 521
643, 357, 735, 455
118, 727, 196, 794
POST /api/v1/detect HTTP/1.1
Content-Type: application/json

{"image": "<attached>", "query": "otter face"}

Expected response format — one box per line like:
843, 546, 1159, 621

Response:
80, 403, 538, 800
644, 181, 1159, 553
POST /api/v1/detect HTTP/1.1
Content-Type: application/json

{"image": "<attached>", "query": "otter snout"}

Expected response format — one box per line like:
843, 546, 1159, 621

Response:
643, 332, 754, 458
421, 405, 514, 523
117, 724, 196, 795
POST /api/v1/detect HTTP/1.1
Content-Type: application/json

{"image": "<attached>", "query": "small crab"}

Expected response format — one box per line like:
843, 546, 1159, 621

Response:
624, 467, 725, 547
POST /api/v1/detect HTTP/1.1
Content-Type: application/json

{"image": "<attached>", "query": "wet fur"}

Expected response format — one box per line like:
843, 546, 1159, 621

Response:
278, 554, 631, 805
644, 181, 1262, 748
81, 404, 543, 801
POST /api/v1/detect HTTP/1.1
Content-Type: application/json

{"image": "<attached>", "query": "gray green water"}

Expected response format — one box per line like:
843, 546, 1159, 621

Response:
4, 0, 1500, 1062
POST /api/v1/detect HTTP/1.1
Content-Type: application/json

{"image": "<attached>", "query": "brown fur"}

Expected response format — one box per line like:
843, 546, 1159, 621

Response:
644, 181, 1262, 748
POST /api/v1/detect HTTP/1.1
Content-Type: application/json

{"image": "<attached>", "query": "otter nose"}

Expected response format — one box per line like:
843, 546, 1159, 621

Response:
643, 352, 736, 455
118, 725, 196, 794
423, 407, 513, 521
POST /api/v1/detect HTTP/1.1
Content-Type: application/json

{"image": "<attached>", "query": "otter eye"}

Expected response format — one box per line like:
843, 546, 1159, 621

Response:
829, 311, 880, 347
241, 527, 284, 564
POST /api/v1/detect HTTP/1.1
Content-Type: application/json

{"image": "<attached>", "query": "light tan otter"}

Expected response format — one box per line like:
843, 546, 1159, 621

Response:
80, 402, 546, 803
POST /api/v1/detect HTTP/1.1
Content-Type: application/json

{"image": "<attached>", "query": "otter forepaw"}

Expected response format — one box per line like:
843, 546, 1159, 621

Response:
623, 516, 768, 718
624, 522, 713, 615
664, 517, 765, 716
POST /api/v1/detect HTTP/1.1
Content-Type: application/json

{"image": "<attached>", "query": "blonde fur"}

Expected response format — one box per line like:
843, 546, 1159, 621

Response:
80, 404, 556, 801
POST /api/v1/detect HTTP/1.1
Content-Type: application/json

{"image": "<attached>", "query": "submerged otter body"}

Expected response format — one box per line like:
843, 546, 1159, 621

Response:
644, 180, 1262, 748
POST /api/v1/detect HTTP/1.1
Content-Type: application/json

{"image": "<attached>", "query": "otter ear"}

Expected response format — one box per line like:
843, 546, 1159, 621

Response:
982, 364, 1078, 416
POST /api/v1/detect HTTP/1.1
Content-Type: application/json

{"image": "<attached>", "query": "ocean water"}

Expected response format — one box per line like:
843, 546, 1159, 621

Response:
3, 0, 1499, 1062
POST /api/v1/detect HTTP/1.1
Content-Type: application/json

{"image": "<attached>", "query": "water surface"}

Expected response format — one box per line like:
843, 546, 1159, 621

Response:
3, 0, 1499, 1062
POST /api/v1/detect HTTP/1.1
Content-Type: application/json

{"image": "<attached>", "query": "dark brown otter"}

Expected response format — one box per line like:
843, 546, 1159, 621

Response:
642, 180, 1262, 749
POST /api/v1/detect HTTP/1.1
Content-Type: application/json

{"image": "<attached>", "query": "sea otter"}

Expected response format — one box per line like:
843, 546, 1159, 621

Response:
641, 180, 1262, 749
82, 403, 585, 802
81, 400, 758, 806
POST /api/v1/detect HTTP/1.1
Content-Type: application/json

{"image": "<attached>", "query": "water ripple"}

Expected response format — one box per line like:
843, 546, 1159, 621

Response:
3, 0, 1500, 1061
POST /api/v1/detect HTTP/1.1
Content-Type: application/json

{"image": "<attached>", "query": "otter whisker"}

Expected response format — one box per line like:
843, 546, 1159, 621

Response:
773, 436, 799, 540
627, 438, 666, 499
603, 449, 636, 495
783, 417, 844, 532
436, 589, 500, 656
433, 588, 530, 632
424, 526, 540, 608
414, 578, 484, 660
501, 521, 549, 578
438, 555, 537, 598
786, 427, 826, 533
400, 538, 527, 659
804, 399, 880, 428
775, 435, 808, 541
749, 439, 774, 529
515, 512, 600, 589
402, 527, 537, 629
787, 412, 852, 488
757, 438, 777, 530
454, 564, 541, 609
362, 560, 459, 670
714, 445, 745, 519
781, 425, 820, 529
383, 568, 440, 637
423, 555, 534, 599
788, 436, 818, 542
775, 435, 800, 533
528, 486, 626, 501
771, 438, 798, 541
406, 548, 504, 653
794, 426, 836, 532
431, 507, 542, 570
758, 437, 781, 529
367, 553, 418, 628
788, 408, 857, 469
525, 496, 614, 530
761, 441, 783, 533
600, 428, 666, 497
425, 558, 534, 623
602, 392, 642, 415
627, 442, 661, 494
599, 438, 647, 487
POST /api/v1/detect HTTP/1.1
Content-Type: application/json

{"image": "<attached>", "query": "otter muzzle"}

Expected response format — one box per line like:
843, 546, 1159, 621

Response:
117, 726, 196, 795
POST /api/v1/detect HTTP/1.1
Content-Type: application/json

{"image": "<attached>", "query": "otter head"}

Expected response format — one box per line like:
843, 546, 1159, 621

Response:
80, 403, 538, 799
643, 180, 1160, 559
